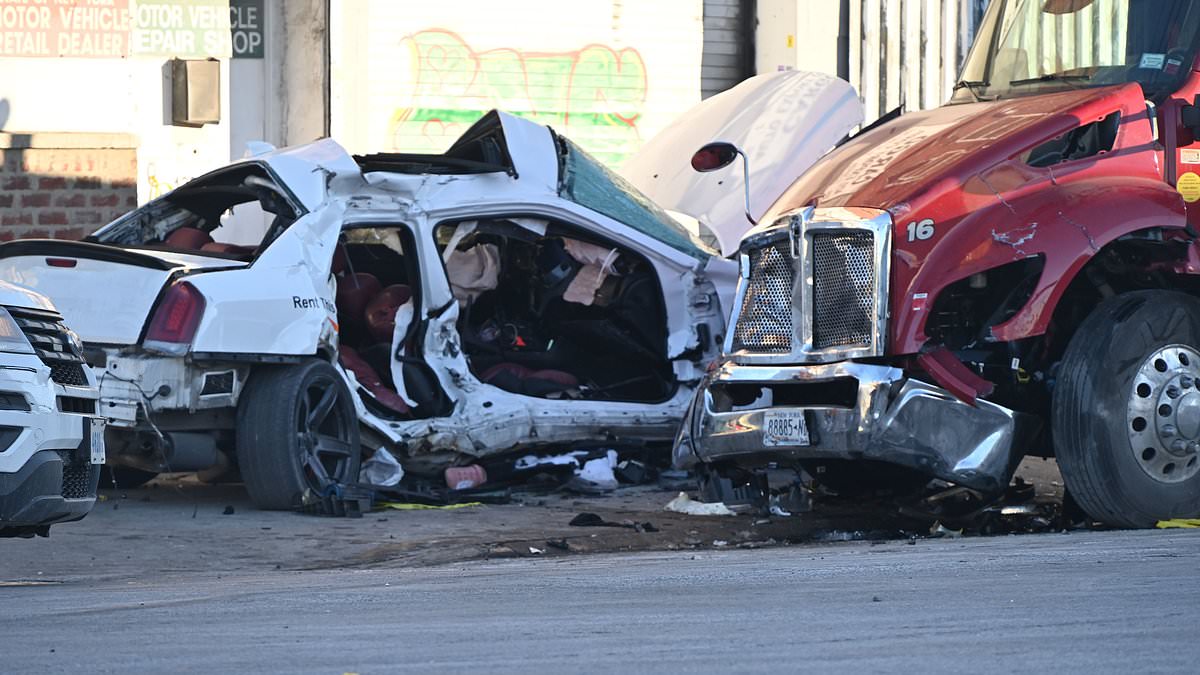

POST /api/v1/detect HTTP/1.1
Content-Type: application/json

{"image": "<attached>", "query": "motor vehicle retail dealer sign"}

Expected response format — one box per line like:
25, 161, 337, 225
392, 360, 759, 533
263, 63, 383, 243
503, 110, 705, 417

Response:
0, 0, 129, 57
0, 0, 263, 59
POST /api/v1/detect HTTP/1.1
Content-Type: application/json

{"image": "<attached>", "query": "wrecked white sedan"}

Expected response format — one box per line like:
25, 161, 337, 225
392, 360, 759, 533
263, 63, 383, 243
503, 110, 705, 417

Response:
0, 72, 862, 509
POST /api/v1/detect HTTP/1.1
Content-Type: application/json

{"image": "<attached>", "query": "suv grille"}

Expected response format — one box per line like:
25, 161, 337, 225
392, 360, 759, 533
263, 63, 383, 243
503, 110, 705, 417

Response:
6, 306, 90, 387
58, 451, 97, 500
812, 232, 876, 350
732, 242, 795, 353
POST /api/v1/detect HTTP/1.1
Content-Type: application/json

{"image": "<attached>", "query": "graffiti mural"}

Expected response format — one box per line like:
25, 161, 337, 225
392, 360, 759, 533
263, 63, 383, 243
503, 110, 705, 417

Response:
389, 29, 649, 166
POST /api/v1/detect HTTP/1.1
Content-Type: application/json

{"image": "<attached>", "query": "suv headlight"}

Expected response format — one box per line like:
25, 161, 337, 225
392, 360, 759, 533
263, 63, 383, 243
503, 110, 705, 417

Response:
0, 307, 35, 355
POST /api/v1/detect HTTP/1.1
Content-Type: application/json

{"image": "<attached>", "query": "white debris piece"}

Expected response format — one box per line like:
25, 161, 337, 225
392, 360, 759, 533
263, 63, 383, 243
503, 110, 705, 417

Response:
567, 450, 619, 493
664, 492, 735, 516
514, 451, 589, 470
359, 447, 405, 487
577, 451, 618, 483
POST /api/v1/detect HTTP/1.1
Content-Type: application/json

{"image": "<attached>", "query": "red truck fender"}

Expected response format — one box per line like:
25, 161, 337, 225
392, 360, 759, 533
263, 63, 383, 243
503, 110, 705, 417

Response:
891, 175, 1186, 354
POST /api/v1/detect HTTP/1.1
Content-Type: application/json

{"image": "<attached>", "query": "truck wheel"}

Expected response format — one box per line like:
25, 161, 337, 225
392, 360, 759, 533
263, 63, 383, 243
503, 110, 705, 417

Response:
237, 360, 361, 510
1053, 290, 1200, 528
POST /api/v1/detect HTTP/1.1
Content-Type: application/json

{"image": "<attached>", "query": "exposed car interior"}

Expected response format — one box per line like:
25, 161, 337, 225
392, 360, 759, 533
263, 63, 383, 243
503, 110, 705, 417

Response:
435, 217, 674, 403
87, 165, 298, 261
333, 226, 446, 421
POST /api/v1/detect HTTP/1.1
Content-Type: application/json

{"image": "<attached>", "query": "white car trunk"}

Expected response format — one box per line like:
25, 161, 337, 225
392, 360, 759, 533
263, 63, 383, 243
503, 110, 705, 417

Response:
0, 243, 243, 345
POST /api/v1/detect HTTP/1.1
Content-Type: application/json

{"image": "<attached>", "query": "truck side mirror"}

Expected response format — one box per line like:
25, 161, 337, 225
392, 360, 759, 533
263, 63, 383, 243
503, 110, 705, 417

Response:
690, 142, 757, 225
1181, 95, 1200, 134
691, 142, 740, 172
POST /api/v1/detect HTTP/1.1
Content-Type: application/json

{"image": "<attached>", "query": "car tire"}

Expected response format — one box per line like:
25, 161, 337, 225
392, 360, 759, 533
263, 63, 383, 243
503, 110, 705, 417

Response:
1053, 290, 1200, 528
237, 359, 362, 510
99, 466, 158, 489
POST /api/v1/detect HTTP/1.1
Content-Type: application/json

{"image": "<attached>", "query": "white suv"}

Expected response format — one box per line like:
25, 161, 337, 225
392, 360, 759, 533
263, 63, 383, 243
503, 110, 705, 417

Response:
0, 281, 104, 538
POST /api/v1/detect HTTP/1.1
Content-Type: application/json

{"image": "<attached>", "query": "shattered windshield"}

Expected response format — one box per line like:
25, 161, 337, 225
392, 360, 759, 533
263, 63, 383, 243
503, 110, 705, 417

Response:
556, 137, 714, 260
955, 0, 1200, 103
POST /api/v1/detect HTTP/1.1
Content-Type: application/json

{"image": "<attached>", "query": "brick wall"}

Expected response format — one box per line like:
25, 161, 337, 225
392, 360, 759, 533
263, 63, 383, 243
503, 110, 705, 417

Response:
0, 133, 137, 242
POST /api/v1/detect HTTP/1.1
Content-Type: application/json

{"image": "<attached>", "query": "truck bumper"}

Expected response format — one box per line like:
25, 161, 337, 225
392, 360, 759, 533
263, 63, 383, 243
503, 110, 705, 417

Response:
675, 361, 1035, 494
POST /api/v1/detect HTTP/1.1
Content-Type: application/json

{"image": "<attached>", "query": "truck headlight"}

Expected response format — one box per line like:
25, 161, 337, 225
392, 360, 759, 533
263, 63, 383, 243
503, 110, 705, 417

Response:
0, 307, 35, 355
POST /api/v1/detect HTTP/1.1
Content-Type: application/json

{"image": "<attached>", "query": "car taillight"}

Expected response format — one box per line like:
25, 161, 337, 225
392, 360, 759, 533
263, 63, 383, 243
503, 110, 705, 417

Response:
144, 281, 205, 354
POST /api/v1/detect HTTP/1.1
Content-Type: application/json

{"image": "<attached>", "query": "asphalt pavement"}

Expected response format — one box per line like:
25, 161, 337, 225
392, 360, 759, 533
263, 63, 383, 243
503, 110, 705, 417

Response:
2, 529, 1198, 673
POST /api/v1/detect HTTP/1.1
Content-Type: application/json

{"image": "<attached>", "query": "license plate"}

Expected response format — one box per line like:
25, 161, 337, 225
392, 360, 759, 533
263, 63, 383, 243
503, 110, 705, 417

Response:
763, 410, 810, 447
88, 419, 106, 465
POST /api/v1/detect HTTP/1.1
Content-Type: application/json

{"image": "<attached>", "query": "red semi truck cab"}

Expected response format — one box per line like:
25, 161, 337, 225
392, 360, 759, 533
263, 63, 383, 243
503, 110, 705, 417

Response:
676, 0, 1200, 527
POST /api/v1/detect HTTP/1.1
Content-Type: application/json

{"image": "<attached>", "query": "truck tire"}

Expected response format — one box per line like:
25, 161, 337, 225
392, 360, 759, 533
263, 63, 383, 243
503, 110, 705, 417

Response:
1053, 290, 1200, 528
237, 360, 361, 510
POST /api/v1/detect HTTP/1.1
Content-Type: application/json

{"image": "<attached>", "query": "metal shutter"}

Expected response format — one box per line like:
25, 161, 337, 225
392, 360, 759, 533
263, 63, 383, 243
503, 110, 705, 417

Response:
702, 0, 752, 98
848, 0, 987, 125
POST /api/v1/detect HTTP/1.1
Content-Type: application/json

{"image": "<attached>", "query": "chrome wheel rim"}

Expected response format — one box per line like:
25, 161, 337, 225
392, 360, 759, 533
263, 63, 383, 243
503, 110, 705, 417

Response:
1127, 344, 1200, 484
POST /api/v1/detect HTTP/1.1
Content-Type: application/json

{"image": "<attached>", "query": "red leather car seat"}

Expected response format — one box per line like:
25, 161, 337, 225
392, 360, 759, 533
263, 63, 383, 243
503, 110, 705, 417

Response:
364, 284, 413, 344
339, 345, 410, 415
478, 362, 579, 397
335, 273, 383, 335
199, 242, 256, 257
164, 227, 213, 250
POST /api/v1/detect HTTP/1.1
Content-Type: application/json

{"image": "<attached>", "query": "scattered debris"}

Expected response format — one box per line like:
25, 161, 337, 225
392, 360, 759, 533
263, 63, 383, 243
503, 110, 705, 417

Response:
897, 476, 1072, 535
528, 546, 545, 555
664, 492, 735, 516
568, 512, 657, 531
545, 538, 570, 551
445, 464, 488, 490
1157, 519, 1200, 529
615, 459, 655, 485
736, 538, 778, 549
565, 451, 619, 494
570, 512, 616, 527
360, 448, 405, 487
811, 530, 869, 542
377, 502, 483, 511
929, 522, 963, 539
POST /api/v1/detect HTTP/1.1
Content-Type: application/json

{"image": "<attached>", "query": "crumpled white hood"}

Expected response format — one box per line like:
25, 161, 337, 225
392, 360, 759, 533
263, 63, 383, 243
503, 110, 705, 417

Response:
622, 70, 865, 257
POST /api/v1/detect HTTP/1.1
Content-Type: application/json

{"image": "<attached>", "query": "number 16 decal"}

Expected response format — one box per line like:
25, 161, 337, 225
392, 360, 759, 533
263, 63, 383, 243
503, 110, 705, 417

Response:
907, 219, 935, 242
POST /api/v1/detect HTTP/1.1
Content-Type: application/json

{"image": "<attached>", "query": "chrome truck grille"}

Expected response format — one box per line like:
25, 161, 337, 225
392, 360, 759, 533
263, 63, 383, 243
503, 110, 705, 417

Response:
732, 243, 795, 353
811, 232, 876, 350
727, 207, 891, 364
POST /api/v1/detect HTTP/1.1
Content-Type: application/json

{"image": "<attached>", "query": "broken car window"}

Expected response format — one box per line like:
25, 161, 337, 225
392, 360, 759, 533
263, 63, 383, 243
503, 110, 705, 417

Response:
556, 136, 715, 260
435, 218, 676, 403
88, 165, 297, 259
